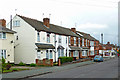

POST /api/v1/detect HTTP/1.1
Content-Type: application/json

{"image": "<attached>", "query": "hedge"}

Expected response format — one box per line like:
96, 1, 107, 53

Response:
59, 57, 73, 64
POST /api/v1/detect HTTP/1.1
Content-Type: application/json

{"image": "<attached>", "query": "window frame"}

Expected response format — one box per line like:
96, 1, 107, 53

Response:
1, 50, 6, 59
74, 37, 76, 45
0, 32, 6, 39
37, 31, 40, 42
47, 33, 50, 43
13, 20, 20, 27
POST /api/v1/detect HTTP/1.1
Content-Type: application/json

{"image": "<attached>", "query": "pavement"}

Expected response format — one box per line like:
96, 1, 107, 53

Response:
2, 57, 115, 79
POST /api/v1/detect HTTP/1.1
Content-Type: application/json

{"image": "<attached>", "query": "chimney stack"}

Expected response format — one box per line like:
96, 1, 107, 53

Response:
43, 18, 50, 28
0, 19, 6, 27
71, 28, 76, 33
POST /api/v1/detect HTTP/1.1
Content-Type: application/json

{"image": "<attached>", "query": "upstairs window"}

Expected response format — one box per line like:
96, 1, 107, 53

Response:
0, 32, 6, 39
95, 42, 96, 46
37, 32, 40, 42
47, 33, 50, 43
74, 37, 76, 45
82, 38, 84, 46
58, 35, 62, 43
13, 20, 20, 27
78, 38, 80, 46
66, 37, 67, 44
86, 39, 87, 46
69, 36, 71, 45
90, 41, 94, 47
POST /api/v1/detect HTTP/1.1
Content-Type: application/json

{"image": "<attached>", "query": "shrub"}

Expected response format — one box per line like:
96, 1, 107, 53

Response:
53, 62, 58, 66
18, 62, 26, 66
6, 64, 11, 70
12, 68, 18, 71
30, 63, 36, 67
59, 57, 73, 64
2, 57, 5, 64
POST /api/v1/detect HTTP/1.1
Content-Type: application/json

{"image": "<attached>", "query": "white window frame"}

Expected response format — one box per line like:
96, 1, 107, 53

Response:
74, 37, 76, 45
58, 35, 62, 43
0, 49, 6, 59
78, 38, 80, 47
49, 50, 53, 59
82, 38, 84, 46
47, 33, 50, 43
37, 31, 40, 42
69, 36, 71, 45
0, 32, 6, 39
90, 41, 94, 47
13, 20, 20, 27
82, 50, 87, 56
73, 51, 79, 57
90, 51, 94, 55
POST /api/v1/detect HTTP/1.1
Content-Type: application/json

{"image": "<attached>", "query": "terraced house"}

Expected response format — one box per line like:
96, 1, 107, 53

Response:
0, 19, 16, 63
7, 14, 99, 64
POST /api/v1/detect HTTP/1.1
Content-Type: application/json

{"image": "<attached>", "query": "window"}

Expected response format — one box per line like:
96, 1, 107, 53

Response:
73, 51, 79, 57
78, 38, 80, 46
95, 50, 97, 55
86, 39, 87, 46
0, 32, 6, 39
69, 36, 70, 45
82, 50, 87, 56
58, 35, 61, 43
1, 50, 6, 59
82, 38, 84, 46
90, 41, 94, 47
47, 33, 50, 43
74, 37, 76, 45
66, 37, 67, 44
37, 32, 40, 42
37, 50, 41, 58
46, 50, 49, 59
13, 20, 20, 27
16, 36, 18, 40
50, 50, 52, 59
61, 49, 64, 57
58, 49, 60, 58
95, 42, 96, 46
90, 51, 94, 55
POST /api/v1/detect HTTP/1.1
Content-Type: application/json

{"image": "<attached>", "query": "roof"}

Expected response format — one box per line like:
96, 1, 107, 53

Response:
35, 43, 55, 49
0, 25, 16, 34
17, 14, 79, 37
69, 46, 82, 51
76, 31, 98, 41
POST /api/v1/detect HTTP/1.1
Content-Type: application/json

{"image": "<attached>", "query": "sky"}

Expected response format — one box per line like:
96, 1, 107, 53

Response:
0, 0, 119, 45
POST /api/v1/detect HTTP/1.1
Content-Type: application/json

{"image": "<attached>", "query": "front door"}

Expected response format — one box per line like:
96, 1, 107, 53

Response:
37, 50, 41, 59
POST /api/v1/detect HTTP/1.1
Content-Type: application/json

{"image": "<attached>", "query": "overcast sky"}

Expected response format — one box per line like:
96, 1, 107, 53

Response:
0, 0, 119, 45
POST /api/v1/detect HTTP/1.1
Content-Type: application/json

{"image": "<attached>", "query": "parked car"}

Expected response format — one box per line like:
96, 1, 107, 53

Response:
94, 55, 103, 62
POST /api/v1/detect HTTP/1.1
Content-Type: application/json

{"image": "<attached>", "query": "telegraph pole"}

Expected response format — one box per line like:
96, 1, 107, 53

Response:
101, 33, 103, 55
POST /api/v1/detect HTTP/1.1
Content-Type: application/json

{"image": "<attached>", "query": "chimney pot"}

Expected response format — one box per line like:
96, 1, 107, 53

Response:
0, 19, 6, 27
71, 28, 76, 33
43, 18, 50, 28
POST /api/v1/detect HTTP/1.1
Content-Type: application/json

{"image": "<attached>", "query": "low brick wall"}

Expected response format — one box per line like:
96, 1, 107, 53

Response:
36, 59, 53, 66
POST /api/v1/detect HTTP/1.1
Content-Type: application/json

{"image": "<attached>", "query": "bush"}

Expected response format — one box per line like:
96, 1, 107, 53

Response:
12, 68, 18, 71
2, 57, 5, 64
59, 57, 73, 64
18, 62, 26, 66
2, 63, 11, 70
6, 64, 11, 70
30, 63, 36, 67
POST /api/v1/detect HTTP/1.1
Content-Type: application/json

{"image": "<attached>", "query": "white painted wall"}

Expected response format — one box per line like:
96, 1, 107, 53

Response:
8, 15, 37, 64
55, 35, 69, 61
0, 33, 15, 63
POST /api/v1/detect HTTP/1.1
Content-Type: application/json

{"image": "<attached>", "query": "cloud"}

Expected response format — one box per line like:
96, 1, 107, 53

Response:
78, 23, 108, 29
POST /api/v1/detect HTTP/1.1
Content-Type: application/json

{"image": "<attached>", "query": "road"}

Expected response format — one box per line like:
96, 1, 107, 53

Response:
29, 58, 118, 78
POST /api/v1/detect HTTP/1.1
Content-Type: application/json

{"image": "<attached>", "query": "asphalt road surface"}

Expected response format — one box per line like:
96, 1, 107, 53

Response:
29, 58, 118, 78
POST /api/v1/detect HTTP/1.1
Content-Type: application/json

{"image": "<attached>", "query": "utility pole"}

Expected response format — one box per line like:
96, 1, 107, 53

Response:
101, 33, 103, 56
